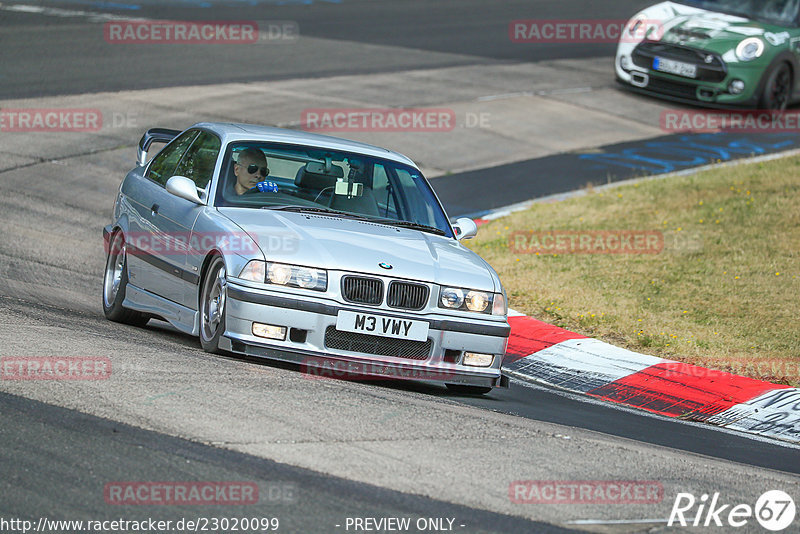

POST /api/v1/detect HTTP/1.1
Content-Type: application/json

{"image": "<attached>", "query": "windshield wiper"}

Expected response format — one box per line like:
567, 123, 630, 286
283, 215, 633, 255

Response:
266, 205, 447, 236
366, 218, 447, 236
265, 205, 372, 221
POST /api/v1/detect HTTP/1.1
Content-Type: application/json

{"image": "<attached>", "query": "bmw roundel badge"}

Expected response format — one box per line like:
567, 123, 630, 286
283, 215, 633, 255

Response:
379, 262, 393, 270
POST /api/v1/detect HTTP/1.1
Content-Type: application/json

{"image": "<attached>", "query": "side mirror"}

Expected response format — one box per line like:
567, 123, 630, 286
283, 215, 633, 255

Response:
166, 176, 204, 205
453, 217, 478, 241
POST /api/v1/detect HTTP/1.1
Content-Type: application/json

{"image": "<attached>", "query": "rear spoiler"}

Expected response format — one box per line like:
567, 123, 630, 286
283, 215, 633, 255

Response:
137, 128, 181, 167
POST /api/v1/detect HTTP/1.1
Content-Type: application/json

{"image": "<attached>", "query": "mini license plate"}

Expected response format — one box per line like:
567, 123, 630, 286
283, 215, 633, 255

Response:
653, 56, 697, 78
336, 311, 429, 342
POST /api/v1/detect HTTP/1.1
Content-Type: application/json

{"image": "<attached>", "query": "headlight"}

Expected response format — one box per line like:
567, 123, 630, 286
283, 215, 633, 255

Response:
440, 287, 464, 309
439, 287, 504, 315
239, 260, 266, 282
736, 37, 764, 62
267, 262, 327, 291
465, 290, 489, 312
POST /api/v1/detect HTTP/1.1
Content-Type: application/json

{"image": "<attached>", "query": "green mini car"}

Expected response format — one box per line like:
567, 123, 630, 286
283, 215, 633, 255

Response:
616, 0, 800, 109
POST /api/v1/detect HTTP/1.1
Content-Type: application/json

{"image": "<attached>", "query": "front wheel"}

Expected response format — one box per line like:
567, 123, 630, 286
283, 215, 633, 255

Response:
102, 232, 149, 326
760, 63, 793, 111
199, 255, 227, 353
445, 384, 493, 395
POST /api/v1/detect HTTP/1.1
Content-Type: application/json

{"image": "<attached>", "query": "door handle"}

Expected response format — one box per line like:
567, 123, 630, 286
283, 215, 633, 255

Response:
151, 204, 159, 216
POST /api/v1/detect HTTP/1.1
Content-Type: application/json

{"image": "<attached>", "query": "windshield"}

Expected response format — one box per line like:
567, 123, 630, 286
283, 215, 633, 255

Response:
675, 0, 800, 26
215, 142, 452, 237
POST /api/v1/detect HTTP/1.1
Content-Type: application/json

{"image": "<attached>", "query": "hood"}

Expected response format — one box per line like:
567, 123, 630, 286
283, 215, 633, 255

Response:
638, 2, 790, 55
218, 208, 499, 292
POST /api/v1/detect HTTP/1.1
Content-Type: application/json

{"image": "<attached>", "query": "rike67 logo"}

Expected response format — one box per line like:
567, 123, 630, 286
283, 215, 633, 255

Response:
669, 490, 796, 531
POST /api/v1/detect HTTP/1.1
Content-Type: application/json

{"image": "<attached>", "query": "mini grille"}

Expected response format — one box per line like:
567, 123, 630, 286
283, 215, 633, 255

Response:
387, 281, 429, 310
632, 41, 726, 83
324, 327, 432, 360
342, 276, 383, 305
644, 77, 700, 100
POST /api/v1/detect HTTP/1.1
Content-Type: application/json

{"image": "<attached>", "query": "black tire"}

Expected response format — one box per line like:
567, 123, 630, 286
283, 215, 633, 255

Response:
445, 384, 493, 395
199, 255, 227, 354
102, 232, 149, 326
760, 63, 793, 111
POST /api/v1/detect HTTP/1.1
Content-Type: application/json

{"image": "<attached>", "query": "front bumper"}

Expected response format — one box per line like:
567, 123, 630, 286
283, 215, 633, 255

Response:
615, 48, 763, 109
221, 281, 511, 388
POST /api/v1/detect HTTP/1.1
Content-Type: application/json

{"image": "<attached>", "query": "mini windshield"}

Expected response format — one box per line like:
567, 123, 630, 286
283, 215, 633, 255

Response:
215, 142, 452, 237
676, 0, 800, 26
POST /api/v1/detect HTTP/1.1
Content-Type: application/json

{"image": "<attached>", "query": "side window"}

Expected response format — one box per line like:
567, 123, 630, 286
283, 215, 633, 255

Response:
147, 130, 199, 187
174, 132, 221, 191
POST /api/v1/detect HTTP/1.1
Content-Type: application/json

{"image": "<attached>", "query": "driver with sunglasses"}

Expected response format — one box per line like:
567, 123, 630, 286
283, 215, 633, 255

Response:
233, 148, 270, 195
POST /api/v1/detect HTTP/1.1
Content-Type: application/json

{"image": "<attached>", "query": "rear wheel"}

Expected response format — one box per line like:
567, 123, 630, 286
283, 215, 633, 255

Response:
760, 63, 793, 111
445, 384, 493, 395
200, 255, 227, 353
102, 232, 149, 326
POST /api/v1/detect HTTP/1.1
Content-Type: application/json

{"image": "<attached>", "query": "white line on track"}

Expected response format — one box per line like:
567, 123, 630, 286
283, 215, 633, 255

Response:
476, 87, 593, 102
566, 519, 669, 525
0, 3, 144, 22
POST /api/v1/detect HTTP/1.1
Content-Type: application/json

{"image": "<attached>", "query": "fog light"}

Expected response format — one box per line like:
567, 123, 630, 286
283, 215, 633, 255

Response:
729, 79, 745, 95
463, 352, 494, 367
252, 323, 287, 340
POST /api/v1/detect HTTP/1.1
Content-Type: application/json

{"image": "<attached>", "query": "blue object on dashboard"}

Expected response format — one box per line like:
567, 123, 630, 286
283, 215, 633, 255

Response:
256, 181, 279, 193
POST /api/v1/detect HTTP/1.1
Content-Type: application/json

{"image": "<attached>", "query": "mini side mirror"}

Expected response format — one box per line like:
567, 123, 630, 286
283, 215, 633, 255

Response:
453, 217, 478, 241
166, 176, 203, 205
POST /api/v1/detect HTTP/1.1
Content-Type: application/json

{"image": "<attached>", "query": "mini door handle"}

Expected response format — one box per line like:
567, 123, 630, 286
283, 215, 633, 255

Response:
151, 204, 159, 215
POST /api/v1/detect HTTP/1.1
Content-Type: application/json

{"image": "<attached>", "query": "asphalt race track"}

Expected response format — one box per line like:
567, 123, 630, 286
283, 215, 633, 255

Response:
1, 1, 799, 533
1, 0, 651, 99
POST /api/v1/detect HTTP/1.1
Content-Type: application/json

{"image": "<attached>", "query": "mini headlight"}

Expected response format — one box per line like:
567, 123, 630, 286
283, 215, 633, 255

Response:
440, 287, 465, 309
239, 260, 266, 282
465, 291, 489, 312
736, 37, 764, 62
266, 263, 327, 291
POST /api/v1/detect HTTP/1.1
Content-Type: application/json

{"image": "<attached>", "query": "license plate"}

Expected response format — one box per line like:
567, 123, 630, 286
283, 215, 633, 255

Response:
653, 56, 697, 78
336, 311, 429, 342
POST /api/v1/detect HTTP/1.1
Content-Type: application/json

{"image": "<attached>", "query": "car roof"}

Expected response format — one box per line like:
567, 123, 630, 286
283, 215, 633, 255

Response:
192, 122, 417, 167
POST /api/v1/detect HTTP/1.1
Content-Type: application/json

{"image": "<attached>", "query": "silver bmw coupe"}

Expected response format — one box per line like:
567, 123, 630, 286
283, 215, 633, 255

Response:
103, 123, 509, 393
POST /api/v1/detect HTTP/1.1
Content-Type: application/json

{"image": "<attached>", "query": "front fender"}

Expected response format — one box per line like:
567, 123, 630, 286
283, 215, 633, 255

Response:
187, 208, 266, 290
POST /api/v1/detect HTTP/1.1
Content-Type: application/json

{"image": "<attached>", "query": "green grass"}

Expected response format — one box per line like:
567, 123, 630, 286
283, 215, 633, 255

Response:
468, 155, 800, 385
